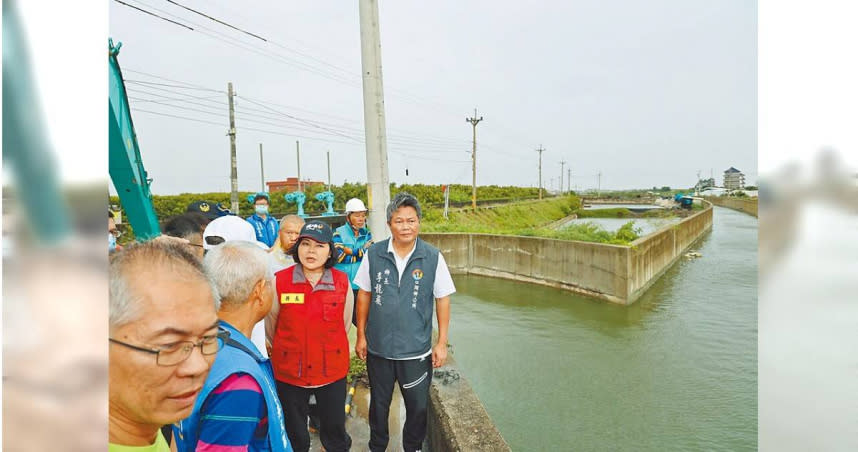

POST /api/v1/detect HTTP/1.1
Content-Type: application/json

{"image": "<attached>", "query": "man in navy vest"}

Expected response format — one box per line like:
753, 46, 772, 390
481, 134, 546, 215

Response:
354, 192, 456, 452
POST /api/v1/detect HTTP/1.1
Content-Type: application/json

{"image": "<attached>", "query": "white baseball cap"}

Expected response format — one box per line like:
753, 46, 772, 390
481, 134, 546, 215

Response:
203, 216, 268, 250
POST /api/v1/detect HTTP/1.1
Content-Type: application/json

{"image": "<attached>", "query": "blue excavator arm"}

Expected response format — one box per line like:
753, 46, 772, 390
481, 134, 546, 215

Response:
109, 38, 161, 240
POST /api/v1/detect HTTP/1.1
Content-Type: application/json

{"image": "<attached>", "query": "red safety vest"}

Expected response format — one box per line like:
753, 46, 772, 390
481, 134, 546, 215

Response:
272, 266, 350, 387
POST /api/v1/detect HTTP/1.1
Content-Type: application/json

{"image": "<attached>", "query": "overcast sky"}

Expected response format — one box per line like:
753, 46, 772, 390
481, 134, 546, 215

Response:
107, 0, 757, 195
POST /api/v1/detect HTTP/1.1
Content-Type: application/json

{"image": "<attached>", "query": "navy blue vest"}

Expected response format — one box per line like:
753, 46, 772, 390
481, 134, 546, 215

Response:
366, 238, 439, 359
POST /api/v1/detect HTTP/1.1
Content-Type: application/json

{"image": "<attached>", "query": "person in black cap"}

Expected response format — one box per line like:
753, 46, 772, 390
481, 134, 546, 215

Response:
186, 200, 230, 227
267, 221, 352, 452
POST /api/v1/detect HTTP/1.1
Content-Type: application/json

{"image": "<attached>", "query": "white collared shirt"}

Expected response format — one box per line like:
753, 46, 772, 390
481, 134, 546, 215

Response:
353, 239, 456, 299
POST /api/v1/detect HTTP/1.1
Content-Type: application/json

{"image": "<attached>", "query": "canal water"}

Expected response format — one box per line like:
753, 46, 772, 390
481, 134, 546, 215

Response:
561, 217, 680, 236
583, 203, 665, 210
449, 206, 757, 451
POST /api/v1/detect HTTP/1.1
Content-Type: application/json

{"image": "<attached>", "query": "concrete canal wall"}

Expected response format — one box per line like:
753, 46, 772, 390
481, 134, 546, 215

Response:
704, 196, 758, 217
626, 204, 713, 303
421, 202, 712, 305
427, 357, 511, 451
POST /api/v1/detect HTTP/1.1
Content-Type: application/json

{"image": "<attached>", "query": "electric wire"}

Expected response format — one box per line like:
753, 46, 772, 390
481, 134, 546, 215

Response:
112, 0, 194, 30
165, 0, 267, 41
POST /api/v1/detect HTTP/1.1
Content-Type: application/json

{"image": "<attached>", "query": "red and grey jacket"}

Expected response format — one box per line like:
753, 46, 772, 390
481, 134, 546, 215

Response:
271, 265, 350, 387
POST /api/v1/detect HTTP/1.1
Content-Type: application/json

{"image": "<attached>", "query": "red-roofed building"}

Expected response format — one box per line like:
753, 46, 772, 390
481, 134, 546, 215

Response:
266, 177, 325, 193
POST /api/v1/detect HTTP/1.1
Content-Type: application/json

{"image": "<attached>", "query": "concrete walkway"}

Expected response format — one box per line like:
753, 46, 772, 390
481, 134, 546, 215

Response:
308, 382, 407, 452
308, 326, 410, 451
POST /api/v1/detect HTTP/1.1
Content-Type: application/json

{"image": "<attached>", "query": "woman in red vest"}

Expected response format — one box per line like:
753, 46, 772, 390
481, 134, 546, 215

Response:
270, 221, 353, 452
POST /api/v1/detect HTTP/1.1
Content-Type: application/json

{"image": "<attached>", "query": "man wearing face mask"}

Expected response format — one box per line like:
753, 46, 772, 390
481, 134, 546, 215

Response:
246, 193, 279, 248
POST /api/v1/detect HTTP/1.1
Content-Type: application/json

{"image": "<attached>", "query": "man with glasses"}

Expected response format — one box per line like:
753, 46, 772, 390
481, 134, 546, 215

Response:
109, 240, 223, 451
173, 241, 292, 452
354, 192, 456, 452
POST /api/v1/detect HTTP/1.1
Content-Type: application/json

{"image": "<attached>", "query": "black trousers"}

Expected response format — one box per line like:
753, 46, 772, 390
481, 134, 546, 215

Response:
351, 288, 359, 327
366, 353, 433, 452
276, 378, 352, 452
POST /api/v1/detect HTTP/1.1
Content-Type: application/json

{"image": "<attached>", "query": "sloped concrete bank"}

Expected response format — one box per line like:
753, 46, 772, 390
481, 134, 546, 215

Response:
704, 196, 758, 217
422, 202, 713, 305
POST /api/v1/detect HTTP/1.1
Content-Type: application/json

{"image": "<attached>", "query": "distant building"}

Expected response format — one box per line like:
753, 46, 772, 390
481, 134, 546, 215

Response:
266, 177, 325, 193
723, 167, 745, 190
700, 186, 728, 197
695, 177, 716, 191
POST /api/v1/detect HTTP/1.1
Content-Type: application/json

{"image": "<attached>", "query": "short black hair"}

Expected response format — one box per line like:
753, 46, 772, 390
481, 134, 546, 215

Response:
253, 194, 270, 204
163, 213, 204, 240
289, 237, 339, 269
183, 212, 209, 228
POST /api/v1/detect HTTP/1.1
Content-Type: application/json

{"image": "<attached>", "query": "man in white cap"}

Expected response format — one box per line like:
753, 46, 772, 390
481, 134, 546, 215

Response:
203, 216, 272, 357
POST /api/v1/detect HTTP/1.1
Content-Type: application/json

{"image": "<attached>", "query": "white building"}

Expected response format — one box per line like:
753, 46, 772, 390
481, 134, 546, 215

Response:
723, 167, 745, 190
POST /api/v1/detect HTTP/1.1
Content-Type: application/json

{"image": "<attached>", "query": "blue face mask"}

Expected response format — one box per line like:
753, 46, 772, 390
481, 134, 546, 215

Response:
255, 205, 269, 215
109, 233, 117, 252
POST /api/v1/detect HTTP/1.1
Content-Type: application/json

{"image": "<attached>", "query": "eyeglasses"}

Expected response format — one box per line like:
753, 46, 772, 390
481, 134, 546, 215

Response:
109, 330, 229, 366
109, 228, 122, 238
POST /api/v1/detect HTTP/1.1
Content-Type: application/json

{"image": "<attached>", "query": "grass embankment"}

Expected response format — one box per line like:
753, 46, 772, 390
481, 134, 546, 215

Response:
421, 197, 579, 233
422, 196, 644, 245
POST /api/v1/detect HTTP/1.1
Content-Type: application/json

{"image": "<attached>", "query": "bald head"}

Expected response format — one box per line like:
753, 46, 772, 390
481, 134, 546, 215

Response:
109, 239, 220, 332
278, 214, 305, 251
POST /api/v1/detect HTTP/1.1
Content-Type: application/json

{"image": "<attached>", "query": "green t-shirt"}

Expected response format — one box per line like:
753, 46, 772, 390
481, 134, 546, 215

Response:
109, 430, 170, 452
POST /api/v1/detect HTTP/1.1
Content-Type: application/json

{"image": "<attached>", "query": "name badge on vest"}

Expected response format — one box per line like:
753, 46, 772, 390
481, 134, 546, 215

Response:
281, 293, 304, 304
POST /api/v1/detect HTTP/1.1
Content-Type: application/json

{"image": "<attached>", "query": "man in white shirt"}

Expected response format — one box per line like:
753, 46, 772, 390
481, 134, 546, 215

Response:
354, 192, 455, 452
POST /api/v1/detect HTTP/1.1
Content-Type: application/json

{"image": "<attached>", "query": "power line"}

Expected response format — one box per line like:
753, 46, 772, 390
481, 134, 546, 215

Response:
112, 0, 194, 30
165, 0, 267, 41
125, 79, 224, 93
121, 1, 478, 122
123, 68, 483, 155
130, 107, 364, 146
125, 0, 361, 87
236, 96, 364, 143
124, 69, 227, 92
126, 91, 223, 104
129, 91, 471, 154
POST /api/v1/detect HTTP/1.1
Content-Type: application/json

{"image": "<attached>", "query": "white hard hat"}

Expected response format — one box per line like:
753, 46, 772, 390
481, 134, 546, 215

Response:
344, 198, 368, 214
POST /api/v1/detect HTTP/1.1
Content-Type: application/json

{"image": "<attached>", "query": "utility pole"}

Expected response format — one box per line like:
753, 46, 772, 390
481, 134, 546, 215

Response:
227, 82, 239, 214
466, 108, 483, 211
559, 160, 566, 194
536, 145, 545, 199
567, 168, 571, 194
597, 171, 602, 197
296, 140, 302, 192
326, 150, 332, 191
359, 0, 391, 240
259, 143, 265, 192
